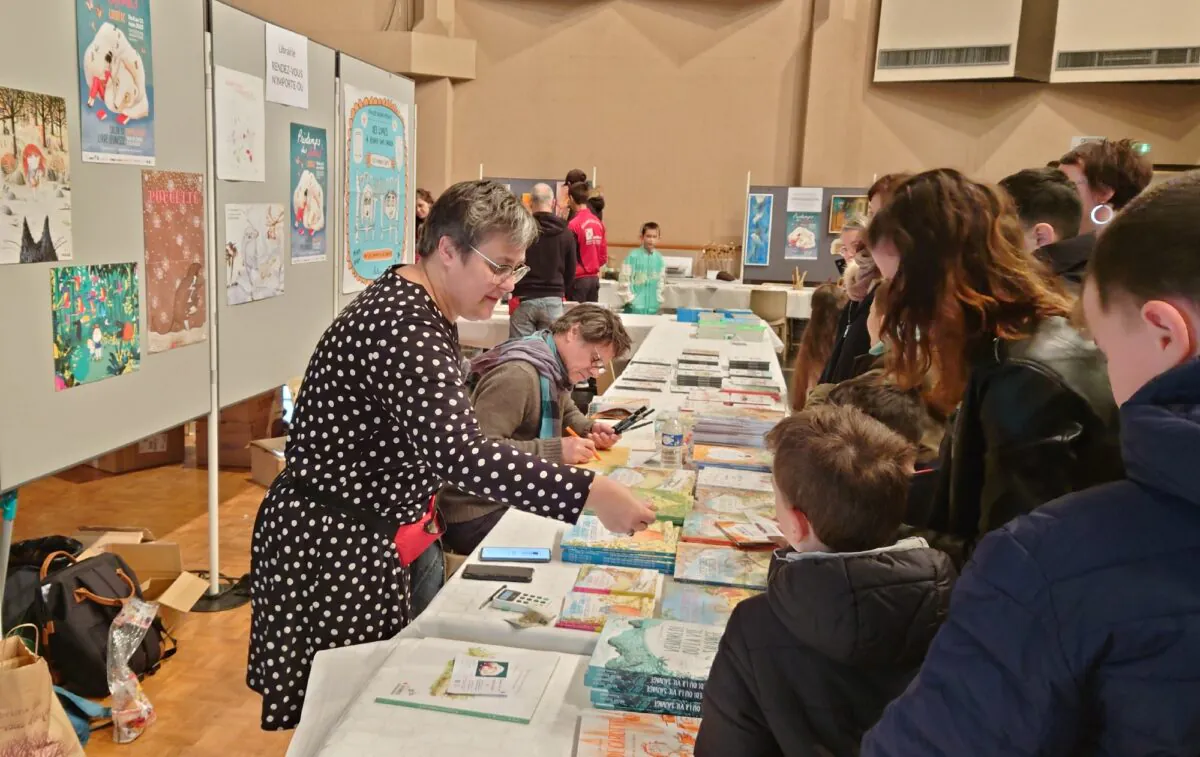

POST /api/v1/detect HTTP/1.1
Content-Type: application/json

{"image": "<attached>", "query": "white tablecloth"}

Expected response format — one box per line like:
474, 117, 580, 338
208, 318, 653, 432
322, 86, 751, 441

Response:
289, 319, 788, 755
599, 279, 813, 319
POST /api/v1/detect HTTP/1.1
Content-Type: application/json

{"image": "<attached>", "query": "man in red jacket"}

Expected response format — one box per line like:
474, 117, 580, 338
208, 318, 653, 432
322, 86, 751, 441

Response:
567, 182, 606, 303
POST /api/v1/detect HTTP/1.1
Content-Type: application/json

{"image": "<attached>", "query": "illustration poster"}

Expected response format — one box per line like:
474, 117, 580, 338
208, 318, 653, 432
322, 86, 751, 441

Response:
75, 0, 155, 166
785, 212, 819, 260
0, 87, 72, 264
142, 170, 205, 353
829, 195, 869, 234
51, 263, 140, 391
214, 66, 266, 182
289, 123, 326, 263
343, 83, 407, 294
744, 193, 773, 267
225, 203, 285, 305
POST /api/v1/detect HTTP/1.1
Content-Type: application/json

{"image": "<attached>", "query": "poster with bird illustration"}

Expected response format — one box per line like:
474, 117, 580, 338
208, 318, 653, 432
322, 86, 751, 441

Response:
141, 170, 205, 352
224, 203, 285, 305
51, 263, 140, 391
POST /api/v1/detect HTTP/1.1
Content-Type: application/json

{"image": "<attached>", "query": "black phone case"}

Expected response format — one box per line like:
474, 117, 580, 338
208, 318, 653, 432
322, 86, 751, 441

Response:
462, 564, 534, 583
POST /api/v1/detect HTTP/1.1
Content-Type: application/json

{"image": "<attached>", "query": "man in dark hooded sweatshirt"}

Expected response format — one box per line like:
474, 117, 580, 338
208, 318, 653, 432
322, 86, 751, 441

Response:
697, 406, 957, 757
999, 167, 1093, 293
510, 183, 576, 338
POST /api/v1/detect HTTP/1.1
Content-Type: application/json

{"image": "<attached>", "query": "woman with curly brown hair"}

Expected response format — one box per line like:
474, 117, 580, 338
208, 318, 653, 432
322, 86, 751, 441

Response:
867, 168, 1123, 564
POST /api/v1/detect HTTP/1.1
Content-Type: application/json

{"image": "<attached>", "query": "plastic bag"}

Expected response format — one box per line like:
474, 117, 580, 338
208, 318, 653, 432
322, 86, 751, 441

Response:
106, 598, 158, 743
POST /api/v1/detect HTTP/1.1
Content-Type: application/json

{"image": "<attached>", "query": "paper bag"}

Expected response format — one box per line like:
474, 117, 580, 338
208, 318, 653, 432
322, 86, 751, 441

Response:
0, 636, 85, 756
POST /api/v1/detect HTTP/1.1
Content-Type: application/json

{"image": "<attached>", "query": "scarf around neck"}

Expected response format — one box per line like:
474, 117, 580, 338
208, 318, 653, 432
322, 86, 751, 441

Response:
847, 249, 880, 302
469, 331, 571, 439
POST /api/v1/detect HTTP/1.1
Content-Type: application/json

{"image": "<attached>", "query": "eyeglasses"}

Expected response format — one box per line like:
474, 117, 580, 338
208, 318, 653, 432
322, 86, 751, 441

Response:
471, 245, 530, 284
590, 349, 607, 376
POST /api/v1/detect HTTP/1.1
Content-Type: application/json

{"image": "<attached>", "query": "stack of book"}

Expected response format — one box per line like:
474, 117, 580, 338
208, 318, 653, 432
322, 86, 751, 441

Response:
556, 566, 664, 632
601, 466, 697, 524
673, 542, 772, 591
575, 710, 701, 757
585, 618, 722, 718
692, 443, 773, 473
693, 467, 776, 518
659, 582, 761, 627
562, 514, 680, 573
692, 411, 778, 449
674, 368, 726, 389
687, 388, 781, 407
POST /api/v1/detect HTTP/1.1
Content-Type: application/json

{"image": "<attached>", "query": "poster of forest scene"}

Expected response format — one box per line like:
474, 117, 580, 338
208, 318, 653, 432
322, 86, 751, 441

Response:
0, 86, 72, 264
51, 263, 140, 391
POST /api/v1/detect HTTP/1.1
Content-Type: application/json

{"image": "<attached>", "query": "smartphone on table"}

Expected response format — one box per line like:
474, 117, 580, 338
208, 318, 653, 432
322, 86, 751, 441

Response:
479, 546, 552, 564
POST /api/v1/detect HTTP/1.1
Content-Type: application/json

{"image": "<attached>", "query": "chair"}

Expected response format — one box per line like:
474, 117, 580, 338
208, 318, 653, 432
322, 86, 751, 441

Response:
749, 289, 790, 354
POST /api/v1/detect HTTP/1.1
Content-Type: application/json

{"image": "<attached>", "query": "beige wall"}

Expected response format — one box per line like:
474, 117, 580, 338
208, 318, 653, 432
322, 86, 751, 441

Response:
450, 0, 813, 247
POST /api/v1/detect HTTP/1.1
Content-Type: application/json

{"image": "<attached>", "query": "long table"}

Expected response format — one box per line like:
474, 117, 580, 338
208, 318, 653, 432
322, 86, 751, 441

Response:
600, 278, 814, 319
289, 319, 789, 756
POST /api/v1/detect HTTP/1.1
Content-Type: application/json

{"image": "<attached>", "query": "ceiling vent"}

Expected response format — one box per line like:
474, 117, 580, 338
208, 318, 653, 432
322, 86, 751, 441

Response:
1052, 0, 1200, 82
874, 0, 1057, 83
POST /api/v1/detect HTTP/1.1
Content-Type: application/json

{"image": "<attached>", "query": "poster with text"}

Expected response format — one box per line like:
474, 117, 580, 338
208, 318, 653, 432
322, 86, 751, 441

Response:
75, 0, 155, 165
0, 87, 72, 264
744, 193, 773, 267
784, 212, 820, 260
265, 24, 309, 109
290, 123, 326, 263
342, 84, 408, 294
51, 263, 140, 391
142, 170, 205, 353
225, 203, 285, 305
214, 66, 266, 182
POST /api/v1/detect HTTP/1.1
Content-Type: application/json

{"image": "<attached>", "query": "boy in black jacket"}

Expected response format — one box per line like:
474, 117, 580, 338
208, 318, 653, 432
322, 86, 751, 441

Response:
697, 406, 957, 757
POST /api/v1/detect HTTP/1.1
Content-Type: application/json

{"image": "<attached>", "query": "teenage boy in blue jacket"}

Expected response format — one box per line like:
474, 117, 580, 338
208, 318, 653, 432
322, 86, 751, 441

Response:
863, 171, 1200, 756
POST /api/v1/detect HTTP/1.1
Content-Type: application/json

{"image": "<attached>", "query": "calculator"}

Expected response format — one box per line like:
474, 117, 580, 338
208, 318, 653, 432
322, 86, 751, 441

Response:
490, 588, 555, 614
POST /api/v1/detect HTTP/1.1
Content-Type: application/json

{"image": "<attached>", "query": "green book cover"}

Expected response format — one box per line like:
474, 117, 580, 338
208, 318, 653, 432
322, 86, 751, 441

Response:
587, 618, 723, 685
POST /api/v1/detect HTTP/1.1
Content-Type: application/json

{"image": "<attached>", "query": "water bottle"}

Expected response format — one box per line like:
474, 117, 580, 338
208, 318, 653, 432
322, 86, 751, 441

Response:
660, 411, 685, 469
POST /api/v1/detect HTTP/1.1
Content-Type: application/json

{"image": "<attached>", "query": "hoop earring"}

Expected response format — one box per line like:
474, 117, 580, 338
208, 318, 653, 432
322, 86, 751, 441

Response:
1091, 203, 1114, 226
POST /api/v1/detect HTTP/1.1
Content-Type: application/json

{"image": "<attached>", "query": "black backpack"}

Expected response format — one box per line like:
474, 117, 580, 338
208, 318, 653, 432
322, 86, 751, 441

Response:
34, 550, 174, 697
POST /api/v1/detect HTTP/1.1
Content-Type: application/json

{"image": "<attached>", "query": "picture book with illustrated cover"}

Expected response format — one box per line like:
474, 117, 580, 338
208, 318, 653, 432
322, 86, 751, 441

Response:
673, 543, 771, 590
692, 444, 773, 473
562, 515, 679, 558
600, 467, 696, 524
574, 710, 700, 757
681, 512, 737, 546
556, 592, 656, 633
574, 566, 664, 598
587, 618, 722, 688
659, 582, 761, 627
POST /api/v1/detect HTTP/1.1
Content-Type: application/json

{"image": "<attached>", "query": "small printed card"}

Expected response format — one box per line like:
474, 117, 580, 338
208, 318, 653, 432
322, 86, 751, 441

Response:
444, 654, 519, 697
718, 516, 785, 548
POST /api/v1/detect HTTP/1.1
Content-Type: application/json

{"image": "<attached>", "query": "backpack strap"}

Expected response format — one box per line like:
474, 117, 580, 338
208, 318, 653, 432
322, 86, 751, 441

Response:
71, 567, 136, 608
39, 550, 78, 580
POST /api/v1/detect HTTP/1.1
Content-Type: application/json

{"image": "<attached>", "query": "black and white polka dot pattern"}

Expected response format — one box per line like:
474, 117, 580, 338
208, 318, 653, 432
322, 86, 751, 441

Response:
246, 268, 594, 730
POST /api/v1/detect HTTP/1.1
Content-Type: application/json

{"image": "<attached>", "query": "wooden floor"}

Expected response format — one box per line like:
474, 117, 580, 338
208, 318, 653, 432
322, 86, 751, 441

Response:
12, 462, 293, 756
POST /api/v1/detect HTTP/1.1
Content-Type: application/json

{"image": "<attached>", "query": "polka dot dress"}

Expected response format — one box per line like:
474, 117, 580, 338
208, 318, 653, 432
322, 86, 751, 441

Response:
246, 268, 595, 730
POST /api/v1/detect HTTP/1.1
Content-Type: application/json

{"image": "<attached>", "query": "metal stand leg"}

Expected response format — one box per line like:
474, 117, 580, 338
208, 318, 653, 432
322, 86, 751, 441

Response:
0, 491, 17, 635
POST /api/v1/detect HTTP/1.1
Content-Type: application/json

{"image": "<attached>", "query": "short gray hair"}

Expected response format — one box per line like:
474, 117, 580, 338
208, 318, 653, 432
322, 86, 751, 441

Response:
550, 304, 633, 358
417, 180, 538, 258
530, 183, 554, 210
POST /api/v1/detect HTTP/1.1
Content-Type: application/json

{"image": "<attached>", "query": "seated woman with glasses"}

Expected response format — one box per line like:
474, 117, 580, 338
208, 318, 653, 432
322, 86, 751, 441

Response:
440, 304, 631, 554
247, 181, 655, 731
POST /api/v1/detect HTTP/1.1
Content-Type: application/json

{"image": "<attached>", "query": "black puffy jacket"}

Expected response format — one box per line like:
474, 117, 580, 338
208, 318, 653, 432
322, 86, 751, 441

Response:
919, 315, 1123, 565
696, 540, 957, 757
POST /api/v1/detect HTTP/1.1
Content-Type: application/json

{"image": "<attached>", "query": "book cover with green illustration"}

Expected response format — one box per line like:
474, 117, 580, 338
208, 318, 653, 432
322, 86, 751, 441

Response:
587, 618, 722, 686
673, 543, 771, 590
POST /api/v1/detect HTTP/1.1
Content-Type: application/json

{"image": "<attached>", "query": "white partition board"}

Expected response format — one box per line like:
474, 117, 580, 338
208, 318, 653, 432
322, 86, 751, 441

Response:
0, 0, 210, 490
211, 2, 337, 406
337, 55, 416, 314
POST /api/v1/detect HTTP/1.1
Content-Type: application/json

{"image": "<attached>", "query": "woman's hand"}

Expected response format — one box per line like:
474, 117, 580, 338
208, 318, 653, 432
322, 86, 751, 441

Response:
585, 476, 657, 534
588, 422, 621, 450
562, 435, 597, 464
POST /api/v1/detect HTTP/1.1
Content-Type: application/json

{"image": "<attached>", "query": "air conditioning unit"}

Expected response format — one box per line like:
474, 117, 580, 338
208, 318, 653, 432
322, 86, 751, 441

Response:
874, 0, 1057, 83
1051, 0, 1200, 82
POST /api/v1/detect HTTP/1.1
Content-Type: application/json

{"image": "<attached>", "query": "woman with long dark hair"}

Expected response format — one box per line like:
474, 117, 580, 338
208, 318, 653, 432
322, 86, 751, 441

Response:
868, 168, 1122, 563
789, 282, 847, 410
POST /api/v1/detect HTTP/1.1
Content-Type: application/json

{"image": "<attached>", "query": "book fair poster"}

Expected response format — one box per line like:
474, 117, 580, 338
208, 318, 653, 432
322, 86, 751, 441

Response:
342, 84, 408, 294
289, 123, 327, 263
743, 193, 773, 267
141, 170, 206, 353
75, 0, 156, 166
784, 186, 823, 261
0, 87, 73, 264
51, 263, 141, 391
225, 203, 285, 305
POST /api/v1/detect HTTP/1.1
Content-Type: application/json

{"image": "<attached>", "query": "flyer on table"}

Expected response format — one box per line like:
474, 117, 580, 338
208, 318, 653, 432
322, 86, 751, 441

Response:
290, 123, 327, 263
75, 0, 156, 165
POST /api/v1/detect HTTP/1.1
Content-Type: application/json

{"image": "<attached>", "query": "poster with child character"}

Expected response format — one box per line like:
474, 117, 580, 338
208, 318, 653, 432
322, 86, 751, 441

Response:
0, 87, 73, 264
75, 0, 156, 165
51, 263, 140, 390
289, 123, 326, 263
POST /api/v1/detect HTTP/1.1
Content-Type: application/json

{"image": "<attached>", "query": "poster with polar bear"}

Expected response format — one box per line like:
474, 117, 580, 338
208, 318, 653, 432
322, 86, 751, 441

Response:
0, 87, 72, 265
225, 203, 285, 305
214, 66, 266, 183
342, 84, 408, 294
289, 123, 326, 263
75, 0, 156, 166
784, 186, 822, 261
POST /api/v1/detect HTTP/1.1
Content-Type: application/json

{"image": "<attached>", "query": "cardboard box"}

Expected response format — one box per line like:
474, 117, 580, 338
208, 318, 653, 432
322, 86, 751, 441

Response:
444, 551, 467, 582
75, 528, 208, 632
195, 390, 280, 468
249, 437, 286, 488
86, 427, 185, 474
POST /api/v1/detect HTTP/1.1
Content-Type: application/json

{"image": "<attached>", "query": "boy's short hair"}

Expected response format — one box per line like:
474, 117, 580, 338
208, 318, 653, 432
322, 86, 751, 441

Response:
1060, 138, 1153, 211
999, 168, 1083, 240
569, 182, 591, 206
824, 372, 925, 446
766, 406, 915, 553
641, 222, 660, 236
1089, 169, 1200, 309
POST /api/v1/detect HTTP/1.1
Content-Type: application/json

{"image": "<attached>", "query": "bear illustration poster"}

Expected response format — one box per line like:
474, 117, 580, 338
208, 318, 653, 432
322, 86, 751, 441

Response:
214, 66, 266, 182
51, 263, 140, 391
75, 0, 156, 166
289, 123, 326, 263
225, 203, 285, 305
142, 170, 206, 353
0, 87, 73, 265
342, 84, 407, 294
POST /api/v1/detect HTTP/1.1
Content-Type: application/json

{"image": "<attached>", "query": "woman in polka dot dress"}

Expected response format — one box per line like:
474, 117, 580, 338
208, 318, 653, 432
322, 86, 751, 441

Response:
246, 181, 657, 730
